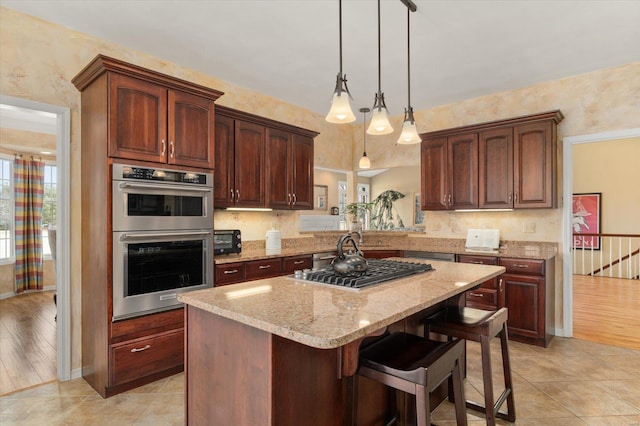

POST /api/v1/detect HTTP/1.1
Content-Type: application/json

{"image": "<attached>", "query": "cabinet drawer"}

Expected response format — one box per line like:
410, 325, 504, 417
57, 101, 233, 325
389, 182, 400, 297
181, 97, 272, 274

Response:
457, 254, 498, 265
215, 262, 246, 286
283, 255, 312, 274
111, 329, 184, 387
245, 258, 283, 280
466, 288, 498, 310
499, 258, 544, 276
365, 250, 403, 259
111, 308, 183, 343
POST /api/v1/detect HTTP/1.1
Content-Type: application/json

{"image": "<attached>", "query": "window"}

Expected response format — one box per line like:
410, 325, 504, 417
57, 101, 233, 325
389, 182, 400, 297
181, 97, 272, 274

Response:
0, 158, 57, 263
0, 156, 13, 263
338, 180, 347, 229
42, 164, 57, 259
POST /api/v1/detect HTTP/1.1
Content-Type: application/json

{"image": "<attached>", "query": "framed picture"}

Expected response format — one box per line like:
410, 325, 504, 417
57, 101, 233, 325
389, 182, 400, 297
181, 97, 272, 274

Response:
317, 195, 326, 210
572, 192, 601, 250
313, 185, 328, 211
413, 193, 425, 226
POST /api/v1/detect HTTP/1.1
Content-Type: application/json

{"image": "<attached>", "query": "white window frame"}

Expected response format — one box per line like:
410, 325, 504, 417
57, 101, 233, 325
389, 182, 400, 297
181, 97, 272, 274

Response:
0, 155, 14, 265
42, 162, 57, 260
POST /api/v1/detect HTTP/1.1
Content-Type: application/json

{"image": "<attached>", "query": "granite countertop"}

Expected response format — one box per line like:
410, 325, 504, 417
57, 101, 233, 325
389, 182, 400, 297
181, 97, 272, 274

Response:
213, 235, 557, 265
179, 260, 505, 349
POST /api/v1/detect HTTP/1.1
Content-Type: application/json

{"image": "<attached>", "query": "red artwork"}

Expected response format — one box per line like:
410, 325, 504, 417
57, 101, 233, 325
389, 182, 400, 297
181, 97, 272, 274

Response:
572, 193, 601, 250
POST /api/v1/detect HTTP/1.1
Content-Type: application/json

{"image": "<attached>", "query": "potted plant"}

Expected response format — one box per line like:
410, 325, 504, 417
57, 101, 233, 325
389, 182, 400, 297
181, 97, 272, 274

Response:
345, 201, 373, 232
370, 189, 405, 230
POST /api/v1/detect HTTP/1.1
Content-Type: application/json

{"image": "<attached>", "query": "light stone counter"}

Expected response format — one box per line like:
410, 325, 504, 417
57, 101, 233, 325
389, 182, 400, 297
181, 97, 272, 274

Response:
179, 259, 505, 349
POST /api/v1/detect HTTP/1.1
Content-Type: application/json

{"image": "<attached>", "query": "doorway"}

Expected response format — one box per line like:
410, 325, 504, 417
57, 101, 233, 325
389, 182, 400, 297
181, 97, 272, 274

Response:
561, 128, 640, 339
0, 95, 71, 390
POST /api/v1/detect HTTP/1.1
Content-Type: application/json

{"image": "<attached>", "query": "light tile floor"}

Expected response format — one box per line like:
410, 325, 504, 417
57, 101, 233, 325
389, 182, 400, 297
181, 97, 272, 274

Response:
1, 337, 638, 425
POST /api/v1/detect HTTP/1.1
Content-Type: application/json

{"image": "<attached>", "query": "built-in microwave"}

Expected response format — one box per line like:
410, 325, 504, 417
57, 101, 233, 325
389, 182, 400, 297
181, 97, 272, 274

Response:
112, 163, 213, 232
213, 229, 242, 255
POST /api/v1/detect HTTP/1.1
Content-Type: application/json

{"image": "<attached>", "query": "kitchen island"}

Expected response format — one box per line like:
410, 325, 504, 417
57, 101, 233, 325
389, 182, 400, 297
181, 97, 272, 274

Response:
179, 259, 505, 425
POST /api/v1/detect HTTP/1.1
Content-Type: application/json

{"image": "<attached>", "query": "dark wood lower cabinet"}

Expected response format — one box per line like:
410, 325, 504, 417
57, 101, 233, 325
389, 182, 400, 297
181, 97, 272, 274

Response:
500, 257, 555, 347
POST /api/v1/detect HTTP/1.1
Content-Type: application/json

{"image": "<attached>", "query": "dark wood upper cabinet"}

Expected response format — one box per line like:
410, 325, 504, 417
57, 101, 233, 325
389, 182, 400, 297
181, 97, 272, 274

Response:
421, 111, 563, 211
421, 133, 477, 210
215, 106, 318, 210
107, 73, 216, 169
168, 90, 215, 169
448, 133, 479, 209
266, 130, 314, 210
479, 127, 513, 209
421, 137, 448, 210
513, 121, 556, 208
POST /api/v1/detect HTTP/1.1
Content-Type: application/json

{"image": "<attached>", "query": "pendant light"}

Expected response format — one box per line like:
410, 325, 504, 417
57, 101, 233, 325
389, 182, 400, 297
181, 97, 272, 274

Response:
326, 0, 356, 123
359, 107, 371, 169
366, 0, 393, 135
397, 0, 421, 144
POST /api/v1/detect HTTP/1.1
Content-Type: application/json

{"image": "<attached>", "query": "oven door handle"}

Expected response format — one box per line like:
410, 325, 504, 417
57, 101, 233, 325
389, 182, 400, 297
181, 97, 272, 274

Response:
119, 182, 212, 193
119, 231, 212, 241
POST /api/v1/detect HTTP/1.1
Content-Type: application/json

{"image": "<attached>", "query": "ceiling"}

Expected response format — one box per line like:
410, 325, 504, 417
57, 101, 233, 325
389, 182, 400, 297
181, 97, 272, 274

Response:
2, 0, 640, 123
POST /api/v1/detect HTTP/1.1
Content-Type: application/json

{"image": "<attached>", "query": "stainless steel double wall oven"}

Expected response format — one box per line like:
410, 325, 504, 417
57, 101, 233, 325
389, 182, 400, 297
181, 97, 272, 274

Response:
111, 163, 214, 320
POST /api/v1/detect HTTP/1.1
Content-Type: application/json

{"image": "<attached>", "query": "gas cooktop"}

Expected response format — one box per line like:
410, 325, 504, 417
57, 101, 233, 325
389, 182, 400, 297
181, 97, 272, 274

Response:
291, 259, 433, 290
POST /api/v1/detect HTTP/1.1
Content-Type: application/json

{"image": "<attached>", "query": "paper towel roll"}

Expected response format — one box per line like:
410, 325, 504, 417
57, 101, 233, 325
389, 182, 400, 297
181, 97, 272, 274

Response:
265, 228, 281, 253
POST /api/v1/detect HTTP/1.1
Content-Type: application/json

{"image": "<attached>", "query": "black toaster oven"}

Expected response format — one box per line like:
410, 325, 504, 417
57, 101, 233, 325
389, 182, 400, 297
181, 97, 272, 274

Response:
213, 229, 242, 255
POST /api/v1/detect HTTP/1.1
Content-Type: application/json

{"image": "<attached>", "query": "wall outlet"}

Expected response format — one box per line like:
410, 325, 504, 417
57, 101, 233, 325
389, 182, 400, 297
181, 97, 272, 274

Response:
522, 222, 536, 233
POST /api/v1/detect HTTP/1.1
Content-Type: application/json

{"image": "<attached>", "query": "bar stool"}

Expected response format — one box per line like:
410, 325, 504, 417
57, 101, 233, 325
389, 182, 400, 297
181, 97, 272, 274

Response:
355, 332, 468, 426
427, 307, 515, 426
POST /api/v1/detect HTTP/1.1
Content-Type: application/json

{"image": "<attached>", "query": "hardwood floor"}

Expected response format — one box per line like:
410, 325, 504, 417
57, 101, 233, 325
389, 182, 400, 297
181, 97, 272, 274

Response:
0, 291, 57, 395
573, 274, 640, 350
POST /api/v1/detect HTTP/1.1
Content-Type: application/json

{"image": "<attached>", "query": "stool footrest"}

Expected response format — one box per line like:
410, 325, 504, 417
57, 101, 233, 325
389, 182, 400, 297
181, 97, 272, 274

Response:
465, 386, 515, 422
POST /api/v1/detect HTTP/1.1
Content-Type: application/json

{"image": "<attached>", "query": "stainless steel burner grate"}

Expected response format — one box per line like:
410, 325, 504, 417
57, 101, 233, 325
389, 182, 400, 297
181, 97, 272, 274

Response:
297, 259, 433, 289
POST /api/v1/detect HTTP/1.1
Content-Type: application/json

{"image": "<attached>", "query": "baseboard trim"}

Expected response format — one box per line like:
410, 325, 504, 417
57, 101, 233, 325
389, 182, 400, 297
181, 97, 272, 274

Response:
0, 286, 57, 300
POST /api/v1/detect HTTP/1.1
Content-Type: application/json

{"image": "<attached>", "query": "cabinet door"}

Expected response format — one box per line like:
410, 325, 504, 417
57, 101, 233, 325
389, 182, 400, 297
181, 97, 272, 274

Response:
513, 121, 555, 208
234, 120, 265, 207
290, 134, 314, 210
266, 128, 292, 209
109, 74, 167, 163
421, 137, 448, 210
282, 255, 313, 273
245, 258, 283, 280
448, 133, 478, 209
168, 91, 215, 169
457, 254, 501, 309
503, 273, 544, 340
479, 127, 513, 209
214, 115, 235, 208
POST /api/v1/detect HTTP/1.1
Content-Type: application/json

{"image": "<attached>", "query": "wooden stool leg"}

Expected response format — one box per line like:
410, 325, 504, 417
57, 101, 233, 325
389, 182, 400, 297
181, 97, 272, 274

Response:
347, 375, 358, 426
479, 335, 496, 426
500, 325, 516, 422
452, 357, 468, 426
415, 385, 429, 426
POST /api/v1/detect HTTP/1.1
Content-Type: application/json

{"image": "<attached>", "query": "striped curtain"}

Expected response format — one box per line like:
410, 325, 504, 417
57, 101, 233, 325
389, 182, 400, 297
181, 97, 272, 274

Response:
14, 157, 45, 293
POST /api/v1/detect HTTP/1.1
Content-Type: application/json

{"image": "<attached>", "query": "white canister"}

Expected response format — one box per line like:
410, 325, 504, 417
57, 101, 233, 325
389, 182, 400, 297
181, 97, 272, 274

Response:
265, 228, 281, 254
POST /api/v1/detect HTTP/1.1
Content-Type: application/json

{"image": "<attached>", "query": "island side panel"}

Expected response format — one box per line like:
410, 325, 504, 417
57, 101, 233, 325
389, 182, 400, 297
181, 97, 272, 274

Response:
272, 335, 346, 425
186, 306, 273, 425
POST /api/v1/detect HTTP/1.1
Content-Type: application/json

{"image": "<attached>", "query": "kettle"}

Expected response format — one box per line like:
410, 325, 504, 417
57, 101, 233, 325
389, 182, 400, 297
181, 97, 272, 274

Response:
331, 234, 368, 277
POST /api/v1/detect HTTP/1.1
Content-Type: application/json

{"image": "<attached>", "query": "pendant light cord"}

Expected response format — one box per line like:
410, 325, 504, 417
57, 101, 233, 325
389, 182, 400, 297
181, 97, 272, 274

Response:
406, 5, 411, 108
339, 0, 343, 76
377, 0, 382, 95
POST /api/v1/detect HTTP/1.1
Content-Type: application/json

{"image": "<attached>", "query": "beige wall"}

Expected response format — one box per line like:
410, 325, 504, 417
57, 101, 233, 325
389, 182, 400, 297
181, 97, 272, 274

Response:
572, 137, 640, 274
370, 166, 421, 229
2, 7, 639, 372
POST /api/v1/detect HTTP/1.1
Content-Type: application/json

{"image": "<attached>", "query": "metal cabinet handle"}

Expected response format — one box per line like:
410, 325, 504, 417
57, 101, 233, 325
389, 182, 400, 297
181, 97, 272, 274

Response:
160, 139, 166, 156
448, 194, 452, 206
443, 195, 447, 205
258, 265, 272, 269
169, 140, 175, 158
130, 344, 151, 353
293, 260, 305, 265
499, 278, 503, 292
236, 189, 240, 202
292, 193, 297, 205
508, 193, 513, 203
224, 269, 239, 274
513, 264, 529, 268
288, 193, 292, 205
230, 188, 234, 202
469, 260, 484, 264
514, 193, 518, 202
469, 292, 483, 298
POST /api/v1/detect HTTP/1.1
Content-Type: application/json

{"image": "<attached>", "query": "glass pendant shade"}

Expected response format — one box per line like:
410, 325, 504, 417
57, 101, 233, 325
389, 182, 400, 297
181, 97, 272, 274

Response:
367, 103, 393, 135
359, 153, 371, 169
397, 108, 421, 144
326, 86, 356, 123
